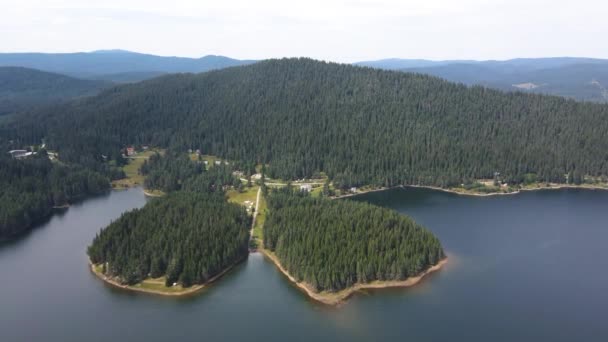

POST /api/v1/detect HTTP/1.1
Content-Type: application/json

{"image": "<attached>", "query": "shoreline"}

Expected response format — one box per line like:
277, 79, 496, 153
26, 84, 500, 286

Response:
142, 189, 164, 197
334, 183, 608, 199
259, 248, 447, 306
89, 257, 244, 297
406, 183, 608, 197
331, 186, 390, 199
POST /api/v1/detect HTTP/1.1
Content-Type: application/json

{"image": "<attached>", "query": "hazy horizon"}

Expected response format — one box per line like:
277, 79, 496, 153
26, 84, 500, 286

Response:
2, 0, 607, 63
0, 48, 606, 64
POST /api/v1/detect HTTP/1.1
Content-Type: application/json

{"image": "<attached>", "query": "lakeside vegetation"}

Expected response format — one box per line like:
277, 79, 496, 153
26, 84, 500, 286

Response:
263, 188, 445, 294
0, 151, 110, 239
88, 191, 251, 289
88, 152, 257, 294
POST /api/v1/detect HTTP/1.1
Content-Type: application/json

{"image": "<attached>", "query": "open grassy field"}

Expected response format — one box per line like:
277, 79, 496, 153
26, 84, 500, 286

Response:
111, 149, 161, 188
92, 263, 205, 295
252, 192, 267, 243
226, 186, 258, 205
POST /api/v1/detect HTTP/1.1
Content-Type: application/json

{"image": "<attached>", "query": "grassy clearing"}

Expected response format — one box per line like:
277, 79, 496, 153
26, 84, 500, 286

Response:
226, 186, 258, 205
92, 262, 199, 295
111, 150, 161, 189
135, 277, 189, 293
252, 192, 267, 243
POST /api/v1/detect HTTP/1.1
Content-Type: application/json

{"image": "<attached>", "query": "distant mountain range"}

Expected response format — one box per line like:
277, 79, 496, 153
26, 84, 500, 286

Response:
0, 50, 256, 83
0, 67, 110, 115
1, 51, 607, 102
355, 58, 608, 102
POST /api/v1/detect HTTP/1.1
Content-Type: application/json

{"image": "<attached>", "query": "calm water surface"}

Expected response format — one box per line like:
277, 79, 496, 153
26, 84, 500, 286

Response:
1, 187, 607, 341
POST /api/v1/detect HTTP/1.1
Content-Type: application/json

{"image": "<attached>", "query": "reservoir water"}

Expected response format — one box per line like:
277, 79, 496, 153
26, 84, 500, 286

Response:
1, 187, 607, 341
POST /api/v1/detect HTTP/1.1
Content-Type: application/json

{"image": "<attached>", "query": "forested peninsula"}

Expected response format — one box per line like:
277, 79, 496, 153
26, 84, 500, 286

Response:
261, 188, 446, 304
88, 191, 250, 294
87, 152, 253, 295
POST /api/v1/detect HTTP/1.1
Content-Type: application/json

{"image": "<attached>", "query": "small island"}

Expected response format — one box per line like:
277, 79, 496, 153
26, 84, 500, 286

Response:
261, 188, 446, 305
88, 191, 251, 295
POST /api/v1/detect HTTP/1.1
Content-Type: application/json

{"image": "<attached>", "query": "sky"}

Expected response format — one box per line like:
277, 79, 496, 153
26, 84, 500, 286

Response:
1, 0, 607, 62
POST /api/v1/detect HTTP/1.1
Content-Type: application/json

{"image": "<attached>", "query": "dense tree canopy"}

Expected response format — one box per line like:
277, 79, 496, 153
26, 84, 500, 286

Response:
140, 151, 241, 193
0, 151, 110, 239
141, 151, 203, 192
88, 191, 251, 287
263, 188, 445, 292
5, 58, 608, 189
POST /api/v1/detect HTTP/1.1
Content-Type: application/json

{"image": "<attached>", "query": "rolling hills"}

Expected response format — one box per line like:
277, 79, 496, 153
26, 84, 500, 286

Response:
0, 50, 256, 82
357, 57, 608, 102
0, 67, 110, 115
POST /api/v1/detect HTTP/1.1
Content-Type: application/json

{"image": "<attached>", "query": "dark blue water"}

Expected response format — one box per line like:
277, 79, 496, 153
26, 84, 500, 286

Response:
1, 187, 607, 341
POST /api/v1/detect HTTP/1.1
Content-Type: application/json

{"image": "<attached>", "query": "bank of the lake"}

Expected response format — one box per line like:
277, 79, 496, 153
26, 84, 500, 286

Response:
142, 188, 165, 197
333, 182, 608, 199
89, 257, 245, 297
259, 247, 447, 305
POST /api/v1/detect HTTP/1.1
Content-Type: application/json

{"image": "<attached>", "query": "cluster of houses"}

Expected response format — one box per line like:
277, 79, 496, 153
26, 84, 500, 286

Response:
123, 145, 150, 157
243, 200, 255, 213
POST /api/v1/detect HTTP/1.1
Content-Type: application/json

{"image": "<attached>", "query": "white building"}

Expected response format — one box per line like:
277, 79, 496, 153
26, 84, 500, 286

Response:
300, 184, 312, 192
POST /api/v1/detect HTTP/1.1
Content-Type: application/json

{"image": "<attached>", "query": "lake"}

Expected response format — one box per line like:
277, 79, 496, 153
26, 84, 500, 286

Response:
1, 187, 607, 341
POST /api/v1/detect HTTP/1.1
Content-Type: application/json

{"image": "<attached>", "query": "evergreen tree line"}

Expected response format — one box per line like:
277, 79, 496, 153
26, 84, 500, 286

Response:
0, 151, 110, 238
140, 151, 241, 193
87, 191, 251, 287
4, 58, 608, 188
263, 188, 445, 292
141, 151, 203, 192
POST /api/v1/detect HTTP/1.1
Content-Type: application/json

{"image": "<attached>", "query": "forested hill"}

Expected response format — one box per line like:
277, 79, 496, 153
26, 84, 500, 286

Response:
0, 67, 109, 115
6, 58, 608, 188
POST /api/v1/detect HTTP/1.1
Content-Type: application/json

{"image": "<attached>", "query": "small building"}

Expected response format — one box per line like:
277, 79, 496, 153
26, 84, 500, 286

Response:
350, 187, 358, 193
251, 173, 262, 181
215, 160, 221, 165
8, 150, 35, 159
300, 184, 312, 192
142, 145, 149, 151
126, 147, 135, 156
8, 150, 28, 158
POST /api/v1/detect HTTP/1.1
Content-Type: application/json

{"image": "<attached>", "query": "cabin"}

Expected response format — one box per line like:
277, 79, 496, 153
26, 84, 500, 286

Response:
126, 147, 135, 156
300, 184, 312, 192
8, 150, 34, 159
350, 187, 358, 193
